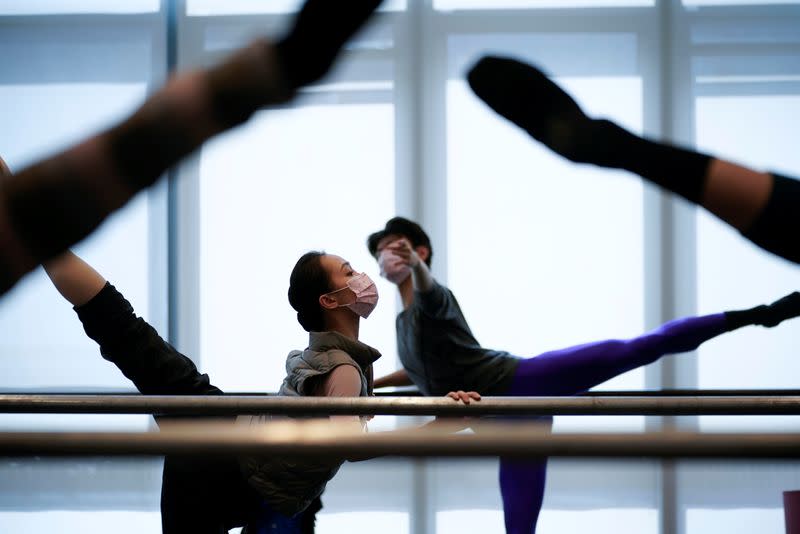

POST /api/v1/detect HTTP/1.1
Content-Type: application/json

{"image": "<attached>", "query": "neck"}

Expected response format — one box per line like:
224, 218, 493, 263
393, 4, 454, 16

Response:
398, 276, 415, 310
324, 309, 360, 340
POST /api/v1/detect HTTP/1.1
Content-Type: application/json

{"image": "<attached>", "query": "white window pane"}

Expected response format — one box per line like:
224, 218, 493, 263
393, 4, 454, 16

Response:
678, 461, 800, 534
0, 84, 146, 170
0, 511, 161, 534
679, 462, 800, 510
695, 95, 800, 432
0, 83, 155, 431
199, 104, 396, 394
431, 459, 657, 533
0, 413, 153, 432
685, 0, 798, 5
188, 0, 406, 15
539, 509, 657, 534
446, 75, 645, 432
0, 0, 158, 15
436, 0, 653, 9
316, 461, 413, 525
544, 460, 659, 509
318, 512, 408, 533
437, 508, 657, 534
437, 510, 504, 532
686, 508, 784, 533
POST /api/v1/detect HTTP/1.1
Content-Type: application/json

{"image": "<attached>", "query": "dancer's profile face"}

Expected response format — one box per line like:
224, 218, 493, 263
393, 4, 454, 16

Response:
319, 254, 360, 302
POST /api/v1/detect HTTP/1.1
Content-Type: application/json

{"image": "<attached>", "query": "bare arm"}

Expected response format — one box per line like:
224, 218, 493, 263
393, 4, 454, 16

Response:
386, 239, 434, 293
42, 251, 106, 307
410, 259, 435, 293
42, 251, 222, 399
373, 368, 413, 389
346, 391, 481, 462
316, 365, 366, 427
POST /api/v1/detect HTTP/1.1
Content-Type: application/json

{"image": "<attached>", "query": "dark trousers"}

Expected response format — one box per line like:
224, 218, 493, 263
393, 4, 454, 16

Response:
161, 454, 263, 533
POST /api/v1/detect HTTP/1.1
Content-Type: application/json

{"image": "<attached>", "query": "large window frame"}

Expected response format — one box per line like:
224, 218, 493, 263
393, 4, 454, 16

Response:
0, 3, 169, 513
0, 0, 798, 532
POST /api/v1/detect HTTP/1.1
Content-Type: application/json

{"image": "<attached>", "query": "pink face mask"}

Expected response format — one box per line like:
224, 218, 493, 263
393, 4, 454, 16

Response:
378, 248, 411, 284
325, 272, 379, 318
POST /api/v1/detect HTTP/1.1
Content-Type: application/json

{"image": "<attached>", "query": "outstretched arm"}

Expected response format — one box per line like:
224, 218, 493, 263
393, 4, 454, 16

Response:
42, 251, 106, 307
384, 237, 460, 320
346, 390, 481, 462
387, 238, 435, 293
0, 0, 384, 297
45, 251, 222, 397
318, 365, 481, 462
467, 56, 800, 264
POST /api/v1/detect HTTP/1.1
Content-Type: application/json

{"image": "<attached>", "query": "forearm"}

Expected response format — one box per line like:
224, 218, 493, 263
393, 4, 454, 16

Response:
410, 261, 435, 293
373, 368, 413, 389
43, 251, 106, 307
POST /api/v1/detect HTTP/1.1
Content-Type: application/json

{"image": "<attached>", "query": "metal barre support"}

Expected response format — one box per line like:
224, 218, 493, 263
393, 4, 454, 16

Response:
0, 421, 799, 459
2, 394, 800, 416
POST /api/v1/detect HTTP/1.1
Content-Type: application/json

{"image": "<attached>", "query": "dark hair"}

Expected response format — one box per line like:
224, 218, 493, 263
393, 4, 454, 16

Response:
366, 216, 433, 267
288, 251, 332, 332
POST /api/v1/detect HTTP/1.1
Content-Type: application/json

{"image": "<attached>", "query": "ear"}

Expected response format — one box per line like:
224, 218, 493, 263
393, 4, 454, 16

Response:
416, 245, 431, 263
319, 293, 339, 311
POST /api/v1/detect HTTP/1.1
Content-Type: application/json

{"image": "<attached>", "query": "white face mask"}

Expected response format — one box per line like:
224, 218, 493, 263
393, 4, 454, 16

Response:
325, 272, 379, 318
378, 248, 412, 284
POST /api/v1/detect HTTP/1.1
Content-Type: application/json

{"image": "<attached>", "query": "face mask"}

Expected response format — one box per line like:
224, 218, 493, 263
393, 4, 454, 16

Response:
326, 272, 379, 318
378, 248, 411, 284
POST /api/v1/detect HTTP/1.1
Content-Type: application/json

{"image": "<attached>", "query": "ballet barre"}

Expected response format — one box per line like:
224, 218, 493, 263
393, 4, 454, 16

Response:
2, 394, 800, 416
7, 388, 799, 397
0, 420, 799, 459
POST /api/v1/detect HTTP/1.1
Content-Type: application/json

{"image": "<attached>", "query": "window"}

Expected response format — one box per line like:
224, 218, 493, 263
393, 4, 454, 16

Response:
0, 0, 158, 15
0, 82, 156, 426
436, 0, 653, 9
187, 0, 407, 16
695, 94, 800, 431
0, 511, 161, 534
2, 1, 799, 532
198, 103, 397, 391
0, 8, 167, 526
446, 32, 646, 433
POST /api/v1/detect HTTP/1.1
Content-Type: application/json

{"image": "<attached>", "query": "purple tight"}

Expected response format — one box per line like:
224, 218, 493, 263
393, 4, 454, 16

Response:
498, 313, 728, 533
